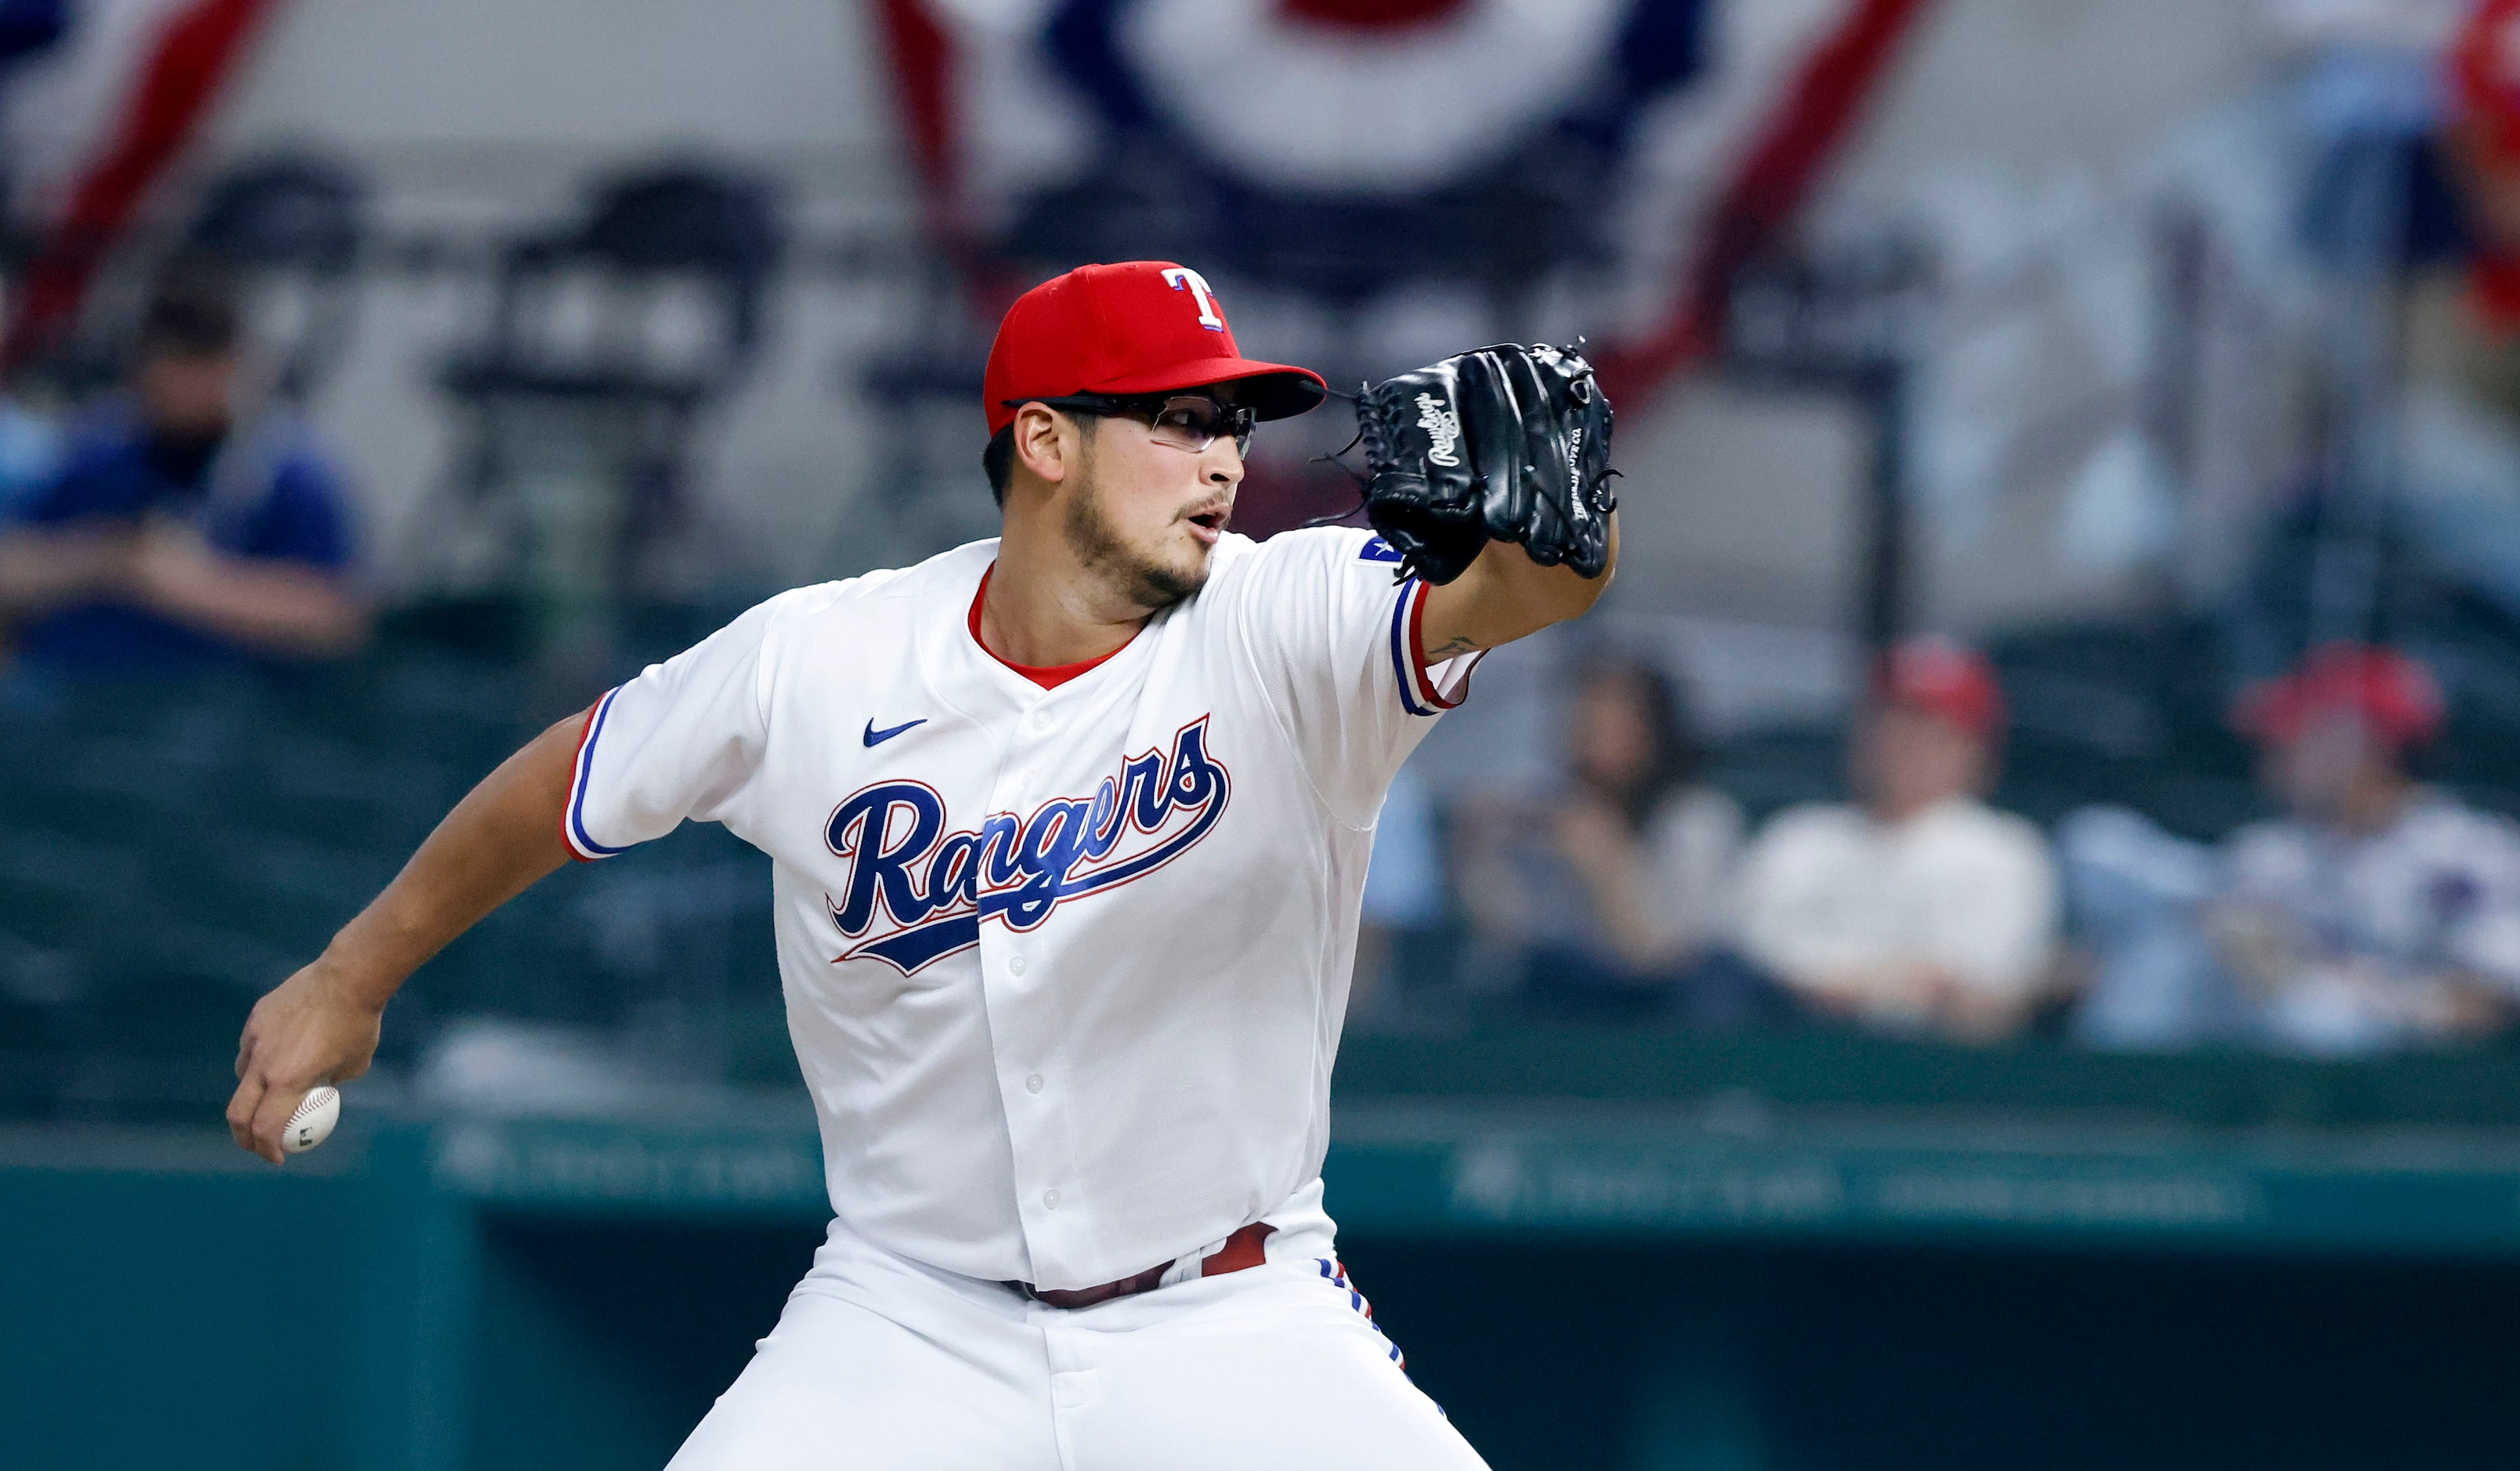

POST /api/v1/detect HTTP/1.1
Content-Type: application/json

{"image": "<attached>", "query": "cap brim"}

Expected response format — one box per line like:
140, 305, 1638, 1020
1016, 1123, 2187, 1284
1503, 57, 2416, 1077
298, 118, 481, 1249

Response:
1082, 358, 1329, 421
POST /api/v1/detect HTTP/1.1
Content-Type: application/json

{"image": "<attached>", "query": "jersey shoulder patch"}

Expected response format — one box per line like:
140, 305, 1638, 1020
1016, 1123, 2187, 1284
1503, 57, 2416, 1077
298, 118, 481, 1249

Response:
1358, 535, 1405, 565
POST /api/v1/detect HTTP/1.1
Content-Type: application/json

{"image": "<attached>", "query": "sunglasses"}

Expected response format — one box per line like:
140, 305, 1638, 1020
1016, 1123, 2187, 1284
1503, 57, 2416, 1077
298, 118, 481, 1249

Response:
1006, 392, 1256, 455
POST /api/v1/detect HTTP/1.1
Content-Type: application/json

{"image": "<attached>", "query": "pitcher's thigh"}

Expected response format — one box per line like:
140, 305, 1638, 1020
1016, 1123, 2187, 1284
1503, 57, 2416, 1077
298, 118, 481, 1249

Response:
667, 1288, 1057, 1471
1061, 1291, 1490, 1471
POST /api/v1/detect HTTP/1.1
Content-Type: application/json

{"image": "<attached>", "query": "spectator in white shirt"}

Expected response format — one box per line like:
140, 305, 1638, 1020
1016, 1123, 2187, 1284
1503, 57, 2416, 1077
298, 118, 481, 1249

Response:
2071, 645, 2520, 1054
1734, 637, 2059, 1042
1455, 654, 1745, 1021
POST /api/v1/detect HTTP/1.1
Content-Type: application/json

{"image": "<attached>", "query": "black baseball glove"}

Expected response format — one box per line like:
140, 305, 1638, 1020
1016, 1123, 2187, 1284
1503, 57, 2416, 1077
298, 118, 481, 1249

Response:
1354, 342, 1616, 586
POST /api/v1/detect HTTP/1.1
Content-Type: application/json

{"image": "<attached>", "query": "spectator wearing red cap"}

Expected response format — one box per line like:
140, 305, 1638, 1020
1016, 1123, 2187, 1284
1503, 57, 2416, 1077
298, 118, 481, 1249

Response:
1733, 636, 2059, 1042
2213, 644, 2520, 1052
2067, 643, 2520, 1054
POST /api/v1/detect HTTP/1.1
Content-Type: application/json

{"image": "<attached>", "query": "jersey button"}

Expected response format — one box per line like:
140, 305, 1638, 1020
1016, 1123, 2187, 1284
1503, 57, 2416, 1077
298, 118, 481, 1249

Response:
1031, 710, 1053, 730
1025, 1074, 1043, 1094
1009, 956, 1028, 977
1043, 1189, 1061, 1210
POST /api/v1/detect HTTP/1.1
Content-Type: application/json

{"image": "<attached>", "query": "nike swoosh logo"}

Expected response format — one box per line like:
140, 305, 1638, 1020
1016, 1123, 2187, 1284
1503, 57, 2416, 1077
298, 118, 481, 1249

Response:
862, 717, 927, 747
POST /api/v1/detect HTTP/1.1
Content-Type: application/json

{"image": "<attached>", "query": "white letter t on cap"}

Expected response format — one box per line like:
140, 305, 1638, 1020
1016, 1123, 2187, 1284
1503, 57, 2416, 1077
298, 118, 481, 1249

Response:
1163, 267, 1224, 331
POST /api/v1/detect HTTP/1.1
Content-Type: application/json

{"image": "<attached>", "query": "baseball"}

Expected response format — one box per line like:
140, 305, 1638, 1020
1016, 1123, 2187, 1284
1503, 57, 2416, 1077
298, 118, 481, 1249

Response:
282, 1086, 340, 1155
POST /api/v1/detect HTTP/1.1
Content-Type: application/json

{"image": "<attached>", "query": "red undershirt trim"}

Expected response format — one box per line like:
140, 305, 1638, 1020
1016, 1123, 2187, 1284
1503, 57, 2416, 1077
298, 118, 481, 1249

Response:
968, 565, 1133, 689
1405, 581, 1468, 710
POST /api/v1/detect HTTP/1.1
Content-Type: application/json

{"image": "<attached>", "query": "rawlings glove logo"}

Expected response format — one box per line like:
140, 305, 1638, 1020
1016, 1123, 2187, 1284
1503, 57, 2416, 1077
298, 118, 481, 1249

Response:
1415, 392, 1463, 468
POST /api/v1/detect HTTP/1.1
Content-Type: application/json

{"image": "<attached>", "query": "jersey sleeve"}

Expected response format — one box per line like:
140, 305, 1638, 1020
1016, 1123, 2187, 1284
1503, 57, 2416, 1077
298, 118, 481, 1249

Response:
1223, 527, 1481, 826
562, 595, 786, 860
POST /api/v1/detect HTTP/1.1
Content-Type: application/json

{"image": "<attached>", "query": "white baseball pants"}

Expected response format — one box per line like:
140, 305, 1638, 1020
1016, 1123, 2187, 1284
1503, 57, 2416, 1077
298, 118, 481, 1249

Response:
666, 1213, 1489, 1470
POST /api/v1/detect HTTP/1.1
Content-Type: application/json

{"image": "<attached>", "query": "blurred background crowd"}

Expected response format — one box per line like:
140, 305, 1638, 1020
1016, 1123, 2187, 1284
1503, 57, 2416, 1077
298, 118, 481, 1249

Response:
15, 0, 2520, 1121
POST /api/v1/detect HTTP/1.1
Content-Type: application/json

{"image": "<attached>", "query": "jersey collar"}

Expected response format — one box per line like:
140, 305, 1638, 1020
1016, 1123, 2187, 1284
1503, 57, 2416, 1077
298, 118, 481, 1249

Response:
967, 563, 1136, 691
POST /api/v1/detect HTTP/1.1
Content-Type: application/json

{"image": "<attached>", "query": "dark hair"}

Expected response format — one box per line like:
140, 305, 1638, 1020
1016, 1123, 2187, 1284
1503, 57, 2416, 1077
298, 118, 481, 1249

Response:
136, 259, 242, 359
1574, 655, 1706, 833
982, 425, 1014, 506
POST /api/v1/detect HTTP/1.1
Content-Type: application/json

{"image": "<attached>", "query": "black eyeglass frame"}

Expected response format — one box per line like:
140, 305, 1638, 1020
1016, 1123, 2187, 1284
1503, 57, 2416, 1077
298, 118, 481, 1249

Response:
1000, 391, 1256, 455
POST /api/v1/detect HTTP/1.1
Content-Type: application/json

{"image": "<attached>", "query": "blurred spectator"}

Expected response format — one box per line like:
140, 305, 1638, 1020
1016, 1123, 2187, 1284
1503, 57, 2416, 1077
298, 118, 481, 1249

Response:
2070, 645, 2520, 1054
1350, 764, 1447, 1025
1734, 638, 2059, 1043
2053, 804, 2233, 1049
0, 262, 366, 674
1456, 654, 1744, 1022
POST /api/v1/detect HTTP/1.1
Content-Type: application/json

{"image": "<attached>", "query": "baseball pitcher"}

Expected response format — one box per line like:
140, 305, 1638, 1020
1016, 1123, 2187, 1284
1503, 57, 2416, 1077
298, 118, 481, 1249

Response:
229, 259, 1618, 1468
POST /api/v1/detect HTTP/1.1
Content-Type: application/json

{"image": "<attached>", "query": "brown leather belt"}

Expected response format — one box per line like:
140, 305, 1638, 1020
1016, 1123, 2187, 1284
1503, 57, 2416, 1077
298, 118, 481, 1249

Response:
1018, 1222, 1275, 1310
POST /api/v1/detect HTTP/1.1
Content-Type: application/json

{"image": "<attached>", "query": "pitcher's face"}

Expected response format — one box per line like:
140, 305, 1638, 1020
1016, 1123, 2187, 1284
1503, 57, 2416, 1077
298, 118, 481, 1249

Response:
1056, 396, 1246, 610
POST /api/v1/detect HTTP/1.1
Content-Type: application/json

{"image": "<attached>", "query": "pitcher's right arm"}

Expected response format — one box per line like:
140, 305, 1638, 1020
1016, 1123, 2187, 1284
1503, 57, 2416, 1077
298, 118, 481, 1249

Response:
226, 709, 588, 1162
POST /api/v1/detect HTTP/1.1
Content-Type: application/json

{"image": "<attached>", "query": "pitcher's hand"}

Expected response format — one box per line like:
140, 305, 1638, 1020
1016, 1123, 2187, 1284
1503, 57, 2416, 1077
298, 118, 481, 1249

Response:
227, 962, 383, 1162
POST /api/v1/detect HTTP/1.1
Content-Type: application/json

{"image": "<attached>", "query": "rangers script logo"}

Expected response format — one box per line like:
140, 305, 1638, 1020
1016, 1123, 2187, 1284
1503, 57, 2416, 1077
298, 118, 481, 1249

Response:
825, 717, 1231, 973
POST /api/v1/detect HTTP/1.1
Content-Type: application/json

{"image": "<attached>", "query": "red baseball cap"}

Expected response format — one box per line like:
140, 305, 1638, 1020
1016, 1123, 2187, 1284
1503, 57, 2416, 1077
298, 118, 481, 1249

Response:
982, 261, 1328, 435
1874, 635, 2005, 741
2233, 643, 2444, 750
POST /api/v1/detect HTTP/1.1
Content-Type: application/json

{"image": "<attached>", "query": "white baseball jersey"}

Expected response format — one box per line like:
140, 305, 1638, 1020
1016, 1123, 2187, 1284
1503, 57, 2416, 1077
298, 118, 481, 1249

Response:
562, 526, 1476, 1290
